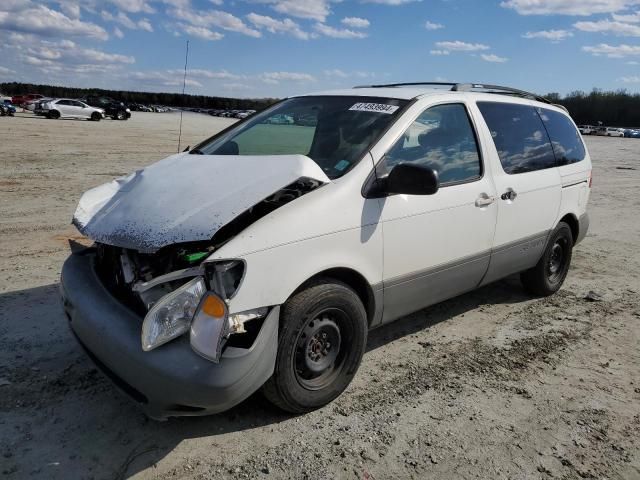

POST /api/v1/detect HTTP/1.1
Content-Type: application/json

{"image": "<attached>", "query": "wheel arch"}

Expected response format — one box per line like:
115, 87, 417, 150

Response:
558, 213, 579, 245
292, 267, 378, 327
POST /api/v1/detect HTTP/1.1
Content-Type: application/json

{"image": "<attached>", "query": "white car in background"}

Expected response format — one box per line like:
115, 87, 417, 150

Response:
39, 98, 105, 121
597, 127, 624, 137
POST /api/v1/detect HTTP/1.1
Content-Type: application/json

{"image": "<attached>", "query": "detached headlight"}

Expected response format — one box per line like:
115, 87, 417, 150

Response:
141, 276, 206, 351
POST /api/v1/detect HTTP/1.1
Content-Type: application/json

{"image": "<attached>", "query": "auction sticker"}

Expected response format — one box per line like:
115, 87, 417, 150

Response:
349, 103, 399, 114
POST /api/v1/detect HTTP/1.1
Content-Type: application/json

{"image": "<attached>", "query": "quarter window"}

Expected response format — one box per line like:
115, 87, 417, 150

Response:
477, 102, 556, 174
383, 104, 482, 184
538, 108, 585, 165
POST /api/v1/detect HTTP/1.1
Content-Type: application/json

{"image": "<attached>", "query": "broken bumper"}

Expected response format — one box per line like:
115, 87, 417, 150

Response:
60, 252, 278, 419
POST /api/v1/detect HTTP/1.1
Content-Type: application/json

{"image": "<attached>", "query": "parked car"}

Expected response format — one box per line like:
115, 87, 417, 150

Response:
82, 96, 131, 120
597, 126, 624, 137
1, 100, 16, 116
61, 82, 591, 419
264, 113, 294, 124
11, 93, 44, 107
39, 98, 105, 120
623, 128, 640, 138
578, 125, 596, 135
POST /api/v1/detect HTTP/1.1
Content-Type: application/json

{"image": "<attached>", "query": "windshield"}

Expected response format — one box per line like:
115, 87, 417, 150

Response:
193, 95, 409, 179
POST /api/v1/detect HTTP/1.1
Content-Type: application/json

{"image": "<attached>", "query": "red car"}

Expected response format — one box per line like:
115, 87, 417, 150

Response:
11, 93, 44, 107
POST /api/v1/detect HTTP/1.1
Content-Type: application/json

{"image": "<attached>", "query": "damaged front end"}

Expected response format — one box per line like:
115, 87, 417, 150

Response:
88, 171, 325, 362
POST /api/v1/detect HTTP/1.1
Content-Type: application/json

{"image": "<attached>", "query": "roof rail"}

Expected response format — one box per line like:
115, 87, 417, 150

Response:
353, 82, 551, 104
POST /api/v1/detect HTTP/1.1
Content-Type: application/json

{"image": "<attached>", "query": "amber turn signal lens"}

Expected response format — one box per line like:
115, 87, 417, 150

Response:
202, 294, 226, 318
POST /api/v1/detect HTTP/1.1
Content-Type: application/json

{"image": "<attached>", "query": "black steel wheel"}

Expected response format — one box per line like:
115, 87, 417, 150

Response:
91, 112, 101, 121
263, 279, 368, 413
48, 110, 60, 119
521, 222, 573, 296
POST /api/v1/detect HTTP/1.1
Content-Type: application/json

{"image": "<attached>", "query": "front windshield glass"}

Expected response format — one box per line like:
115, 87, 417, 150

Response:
194, 96, 408, 179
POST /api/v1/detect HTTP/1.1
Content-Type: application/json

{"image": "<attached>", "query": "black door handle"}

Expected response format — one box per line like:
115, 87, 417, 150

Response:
501, 190, 517, 201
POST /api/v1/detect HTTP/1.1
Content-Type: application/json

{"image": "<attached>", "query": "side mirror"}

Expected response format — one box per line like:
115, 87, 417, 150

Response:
386, 163, 439, 196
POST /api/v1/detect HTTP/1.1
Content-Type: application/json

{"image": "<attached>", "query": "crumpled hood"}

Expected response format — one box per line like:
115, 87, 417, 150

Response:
73, 153, 329, 252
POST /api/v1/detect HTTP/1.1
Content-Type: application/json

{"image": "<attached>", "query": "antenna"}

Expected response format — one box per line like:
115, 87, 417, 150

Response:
177, 39, 189, 153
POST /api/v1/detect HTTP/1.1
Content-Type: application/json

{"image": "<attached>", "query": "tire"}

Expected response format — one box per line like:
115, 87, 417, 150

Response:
262, 279, 368, 413
521, 222, 573, 297
115, 110, 126, 120
48, 110, 60, 119
91, 112, 101, 121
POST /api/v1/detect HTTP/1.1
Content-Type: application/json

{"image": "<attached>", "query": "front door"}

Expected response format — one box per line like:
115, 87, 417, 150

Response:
474, 101, 562, 285
378, 102, 498, 323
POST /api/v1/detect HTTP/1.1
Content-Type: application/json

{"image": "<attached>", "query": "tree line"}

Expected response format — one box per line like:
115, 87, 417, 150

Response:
546, 89, 640, 127
2, 82, 640, 126
0, 82, 278, 111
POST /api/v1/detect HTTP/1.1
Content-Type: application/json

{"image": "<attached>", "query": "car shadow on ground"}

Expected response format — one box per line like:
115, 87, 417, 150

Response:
0, 277, 530, 479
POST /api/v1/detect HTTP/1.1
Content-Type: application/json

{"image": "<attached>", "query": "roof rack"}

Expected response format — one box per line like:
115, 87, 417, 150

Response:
353, 82, 551, 104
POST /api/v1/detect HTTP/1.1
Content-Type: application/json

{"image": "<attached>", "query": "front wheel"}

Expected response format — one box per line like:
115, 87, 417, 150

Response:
48, 110, 60, 119
262, 280, 368, 413
91, 112, 101, 121
114, 110, 126, 120
521, 222, 573, 296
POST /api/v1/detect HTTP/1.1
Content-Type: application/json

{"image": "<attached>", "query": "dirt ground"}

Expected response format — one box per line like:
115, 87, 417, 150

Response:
0, 111, 639, 480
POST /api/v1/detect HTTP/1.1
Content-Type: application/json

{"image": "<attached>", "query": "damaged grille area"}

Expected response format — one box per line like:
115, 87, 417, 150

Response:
95, 242, 212, 315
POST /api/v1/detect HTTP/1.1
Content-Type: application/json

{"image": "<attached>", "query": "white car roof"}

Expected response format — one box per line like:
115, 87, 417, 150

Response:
299, 84, 567, 114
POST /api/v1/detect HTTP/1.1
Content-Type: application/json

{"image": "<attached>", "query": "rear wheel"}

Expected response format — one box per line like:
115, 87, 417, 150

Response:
521, 222, 573, 296
114, 110, 126, 120
91, 112, 101, 121
48, 110, 60, 119
263, 280, 368, 413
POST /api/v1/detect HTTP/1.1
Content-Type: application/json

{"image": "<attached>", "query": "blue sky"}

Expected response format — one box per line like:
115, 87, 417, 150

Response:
3, 0, 640, 98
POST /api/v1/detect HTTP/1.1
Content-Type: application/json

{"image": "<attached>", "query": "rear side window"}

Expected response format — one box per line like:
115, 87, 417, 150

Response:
538, 108, 585, 166
477, 102, 556, 174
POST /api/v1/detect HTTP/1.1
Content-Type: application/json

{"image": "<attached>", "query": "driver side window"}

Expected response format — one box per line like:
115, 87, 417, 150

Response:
383, 103, 482, 185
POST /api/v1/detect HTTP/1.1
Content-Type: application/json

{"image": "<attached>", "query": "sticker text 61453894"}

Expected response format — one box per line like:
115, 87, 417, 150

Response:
349, 103, 400, 115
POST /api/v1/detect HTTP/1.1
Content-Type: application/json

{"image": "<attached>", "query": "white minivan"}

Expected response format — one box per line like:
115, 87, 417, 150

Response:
61, 83, 591, 418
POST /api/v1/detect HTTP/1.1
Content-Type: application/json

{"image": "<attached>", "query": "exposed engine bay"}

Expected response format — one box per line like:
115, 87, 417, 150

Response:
93, 177, 323, 315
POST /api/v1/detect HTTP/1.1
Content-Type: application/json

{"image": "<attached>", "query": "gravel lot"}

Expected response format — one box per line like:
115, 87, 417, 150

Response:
0, 111, 639, 480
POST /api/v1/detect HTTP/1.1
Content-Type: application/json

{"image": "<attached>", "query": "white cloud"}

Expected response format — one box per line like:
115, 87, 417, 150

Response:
113, 26, 124, 38
0, 5, 108, 40
424, 21, 444, 30
501, 0, 640, 16
612, 11, 640, 22
256, 0, 333, 22
171, 7, 261, 37
180, 24, 224, 40
106, 0, 154, 14
223, 83, 251, 90
583, 42, 640, 56
0, 66, 15, 75
341, 17, 370, 28
481, 53, 508, 62
170, 68, 244, 80
246, 13, 311, 39
101, 10, 153, 31
620, 75, 640, 81
137, 18, 153, 32
314, 23, 368, 38
324, 68, 349, 77
435, 41, 490, 51
574, 18, 640, 35
260, 71, 316, 84
523, 29, 574, 40
430, 49, 450, 55
362, 0, 421, 4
